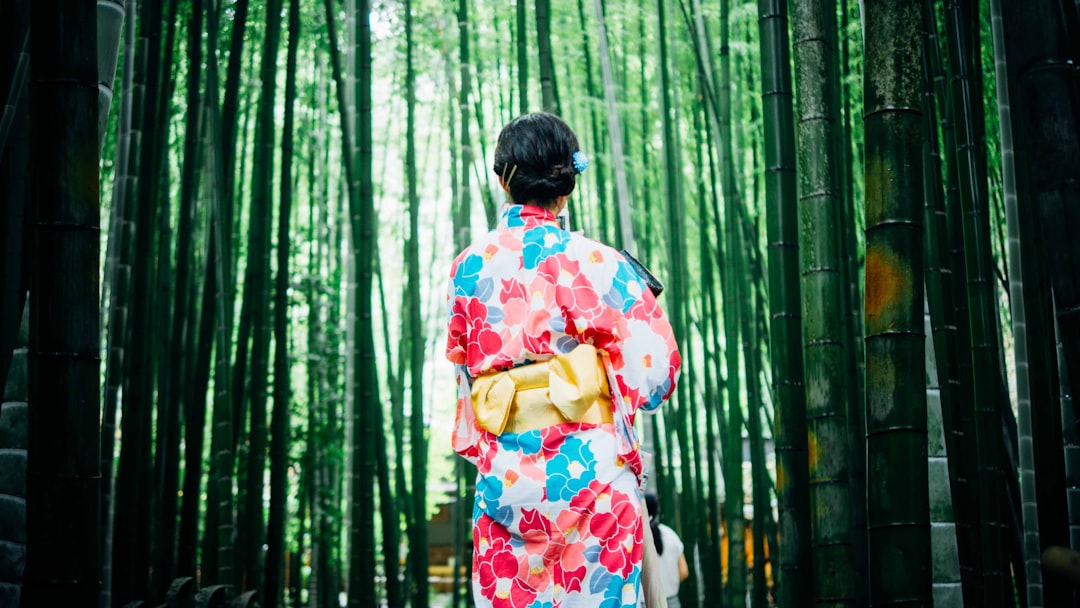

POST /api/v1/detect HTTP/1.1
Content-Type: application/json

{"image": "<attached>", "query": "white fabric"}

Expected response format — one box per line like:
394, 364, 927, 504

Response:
655, 523, 685, 599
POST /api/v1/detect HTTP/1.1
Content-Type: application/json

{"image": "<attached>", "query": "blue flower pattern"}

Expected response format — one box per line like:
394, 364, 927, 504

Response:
546, 436, 597, 502
522, 225, 569, 270
452, 253, 485, 296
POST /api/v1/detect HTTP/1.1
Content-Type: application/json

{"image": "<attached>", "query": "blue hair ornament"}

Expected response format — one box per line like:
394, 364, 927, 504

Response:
572, 150, 589, 174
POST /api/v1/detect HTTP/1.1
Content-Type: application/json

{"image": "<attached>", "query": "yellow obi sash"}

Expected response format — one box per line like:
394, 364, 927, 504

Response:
470, 344, 613, 435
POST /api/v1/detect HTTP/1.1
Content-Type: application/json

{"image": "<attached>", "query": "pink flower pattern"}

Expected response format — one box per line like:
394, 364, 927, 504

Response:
446, 204, 680, 607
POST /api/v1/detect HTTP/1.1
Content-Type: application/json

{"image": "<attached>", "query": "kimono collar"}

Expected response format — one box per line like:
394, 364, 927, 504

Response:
498, 203, 560, 230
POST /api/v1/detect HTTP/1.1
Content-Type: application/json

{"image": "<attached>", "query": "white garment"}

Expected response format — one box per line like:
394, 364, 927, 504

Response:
655, 523, 685, 599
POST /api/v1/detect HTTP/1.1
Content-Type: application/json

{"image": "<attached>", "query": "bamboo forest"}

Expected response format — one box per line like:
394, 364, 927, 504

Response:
4, 0, 1080, 606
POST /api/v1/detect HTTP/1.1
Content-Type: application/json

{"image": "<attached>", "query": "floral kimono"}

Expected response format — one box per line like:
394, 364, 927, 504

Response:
446, 203, 681, 608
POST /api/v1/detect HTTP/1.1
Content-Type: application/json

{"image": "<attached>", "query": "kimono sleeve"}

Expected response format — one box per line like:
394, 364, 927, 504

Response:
451, 364, 482, 463
566, 244, 681, 414
446, 257, 482, 461
610, 279, 681, 413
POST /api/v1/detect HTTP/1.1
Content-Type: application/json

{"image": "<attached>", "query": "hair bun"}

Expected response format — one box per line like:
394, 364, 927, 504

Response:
492, 113, 581, 205
546, 164, 577, 195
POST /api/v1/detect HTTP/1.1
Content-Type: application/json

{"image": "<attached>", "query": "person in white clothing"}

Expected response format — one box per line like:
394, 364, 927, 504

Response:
644, 493, 689, 608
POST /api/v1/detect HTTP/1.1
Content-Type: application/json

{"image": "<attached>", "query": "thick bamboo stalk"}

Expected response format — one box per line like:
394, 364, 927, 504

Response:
863, 2, 932, 605
24, 0, 101, 604
791, 0, 860, 603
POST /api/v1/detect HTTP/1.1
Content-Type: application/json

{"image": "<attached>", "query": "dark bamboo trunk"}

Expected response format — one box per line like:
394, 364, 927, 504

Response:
23, 0, 100, 604
404, 0, 428, 605
346, 0, 379, 604
791, 0, 862, 603
154, 0, 204, 597
112, 0, 166, 601
759, 0, 811, 604
221, 0, 250, 210
997, 0, 1080, 442
941, 2, 1010, 602
148, 0, 182, 592
264, 2, 300, 606
516, 0, 528, 114
1000, 0, 1080, 566
535, 0, 560, 114
243, 0, 284, 593
863, 1, 932, 604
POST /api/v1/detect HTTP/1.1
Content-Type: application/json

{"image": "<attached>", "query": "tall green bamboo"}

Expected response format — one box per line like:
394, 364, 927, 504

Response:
147, 17, 180, 533
743, 281, 769, 607
178, 167, 213, 582
695, 100, 724, 603
719, 1, 746, 602
156, 0, 204, 596
221, 0, 250, 206
790, 0, 859, 603
203, 14, 238, 583
303, 60, 328, 608
405, 0, 429, 605
836, 4, 869, 596
516, 0, 529, 113
112, 0, 166, 600
346, 0, 379, 604
23, 1, 99, 604
991, 0, 1071, 603
243, 0, 284, 594
634, 7, 652, 260
921, 96, 978, 608
829, 12, 869, 585
97, 0, 134, 599
371, 256, 404, 608
918, 2, 982, 598
457, 0, 473, 253
264, 0, 300, 605
535, 0, 560, 114
321, 4, 362, 600
191, 4, 242, 585
863, 1, 931, 604
465, 14, 497, 231
229, 5, 263, 455
655, 0, 696, 602
589, 0, 633, 251
998, 1, 1080, 410
723, 208, 747, 608
757, 0, 811, 603
453, 7, 475, 604
942, 3, 1009, 602
925, 300, 964, 607
988, 0, 1039, 603
574, 0, 610, 245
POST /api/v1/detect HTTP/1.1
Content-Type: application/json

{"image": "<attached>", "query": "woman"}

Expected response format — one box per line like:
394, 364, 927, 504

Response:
446, 112, 680, 607
643, 493, 689, 608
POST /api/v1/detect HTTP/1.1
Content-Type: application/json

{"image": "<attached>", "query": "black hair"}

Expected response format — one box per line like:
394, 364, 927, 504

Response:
644, 492, 664, 555
492, 113, 580, 208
